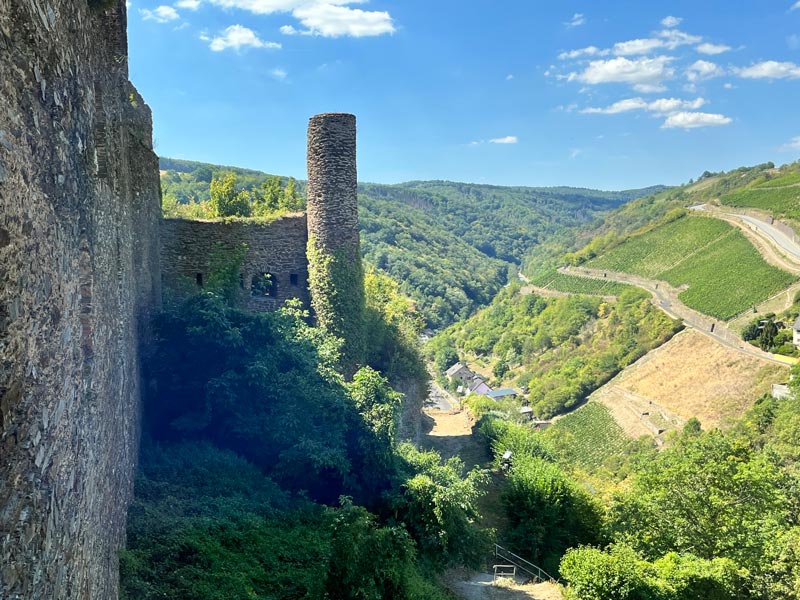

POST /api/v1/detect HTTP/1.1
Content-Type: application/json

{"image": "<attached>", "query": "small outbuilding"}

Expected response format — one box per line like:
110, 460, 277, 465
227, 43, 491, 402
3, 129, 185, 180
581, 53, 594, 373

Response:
772, 383, 793, 400
487, 388, 519, 401
793, 316, 800, 348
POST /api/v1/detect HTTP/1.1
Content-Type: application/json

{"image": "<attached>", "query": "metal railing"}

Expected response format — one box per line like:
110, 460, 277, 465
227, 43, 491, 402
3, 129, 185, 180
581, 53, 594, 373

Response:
494, 544, 558, 584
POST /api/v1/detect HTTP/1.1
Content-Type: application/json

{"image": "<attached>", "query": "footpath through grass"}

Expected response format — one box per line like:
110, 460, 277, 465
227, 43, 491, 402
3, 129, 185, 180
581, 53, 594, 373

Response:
587, 215, 797, 320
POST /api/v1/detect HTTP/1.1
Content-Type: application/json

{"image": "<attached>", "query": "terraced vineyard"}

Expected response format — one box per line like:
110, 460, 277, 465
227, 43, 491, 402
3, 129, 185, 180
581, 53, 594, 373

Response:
587, 215, 797, 319
720, 185, 800, 222
587, 216, 731, 278
532, 269, 635, 296
539, 402, 628, 471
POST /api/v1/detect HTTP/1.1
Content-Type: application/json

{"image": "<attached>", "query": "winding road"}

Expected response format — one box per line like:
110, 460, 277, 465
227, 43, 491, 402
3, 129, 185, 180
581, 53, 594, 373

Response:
560, 265, 797, 366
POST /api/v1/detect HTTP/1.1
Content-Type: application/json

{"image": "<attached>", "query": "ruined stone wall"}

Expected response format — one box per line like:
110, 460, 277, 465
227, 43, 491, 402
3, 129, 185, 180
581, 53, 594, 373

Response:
0, 1, 161, 597
160, 216, 310, 311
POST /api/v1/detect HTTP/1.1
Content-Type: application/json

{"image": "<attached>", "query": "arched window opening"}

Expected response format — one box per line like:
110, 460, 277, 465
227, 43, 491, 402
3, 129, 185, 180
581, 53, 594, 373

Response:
252, 273, 277, 297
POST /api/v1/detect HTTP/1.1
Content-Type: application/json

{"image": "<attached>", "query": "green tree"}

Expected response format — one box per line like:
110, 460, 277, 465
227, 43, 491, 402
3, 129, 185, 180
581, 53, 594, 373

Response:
608, 430, 793, 576
210, 172, 250, 217
280, 177, 304, 211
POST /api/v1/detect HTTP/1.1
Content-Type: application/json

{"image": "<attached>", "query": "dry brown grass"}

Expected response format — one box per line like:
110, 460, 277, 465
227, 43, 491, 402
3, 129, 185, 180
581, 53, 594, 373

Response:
594, 329, 788, 432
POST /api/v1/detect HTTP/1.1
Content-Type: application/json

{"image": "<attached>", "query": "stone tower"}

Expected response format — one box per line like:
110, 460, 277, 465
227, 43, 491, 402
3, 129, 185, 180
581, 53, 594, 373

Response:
306, 113, 365, 373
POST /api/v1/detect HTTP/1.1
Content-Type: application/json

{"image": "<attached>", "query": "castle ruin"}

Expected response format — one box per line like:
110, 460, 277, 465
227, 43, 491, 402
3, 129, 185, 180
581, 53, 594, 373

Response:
1, 1, 161, 597
1, 3, 364, 597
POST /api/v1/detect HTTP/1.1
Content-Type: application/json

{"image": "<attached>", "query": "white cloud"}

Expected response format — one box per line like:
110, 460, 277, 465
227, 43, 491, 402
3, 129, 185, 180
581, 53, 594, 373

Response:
737, 61, 800, 79
696, 42, 731, 55
292, 3, 395, 37
175, 0, 200, 8
568, 56, 674, 87
490, 136, 519, 144
140, 5, 180, 22
687, 60, 724, 82
792, 1, 800, 10
570, 148, 582, 158
661, 112, 732, 129
582, 96, 707, 115
207, 0, 395, 37
208, 25, 281, 51
613, 38, 665, 56
506, 74, 514, 80
558, 46, 610, 60
633, 83, 667, 93
779, 136, 800, 151
789, 34, 800, 50
658, 28, 702, 49
565, 13, 586, 27
661, 16, 682, 27
271, 68, 288, 79
723, 82, 734, 89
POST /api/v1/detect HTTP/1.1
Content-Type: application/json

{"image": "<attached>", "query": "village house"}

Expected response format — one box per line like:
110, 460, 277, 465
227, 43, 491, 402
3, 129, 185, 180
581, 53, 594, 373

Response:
468, 376, 493, 396
445, 362, 474, 385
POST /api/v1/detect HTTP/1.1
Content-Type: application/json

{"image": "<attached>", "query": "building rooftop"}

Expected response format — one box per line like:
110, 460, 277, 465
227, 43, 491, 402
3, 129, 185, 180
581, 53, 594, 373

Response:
487, 388, 518, 399
445, 362, 469, 376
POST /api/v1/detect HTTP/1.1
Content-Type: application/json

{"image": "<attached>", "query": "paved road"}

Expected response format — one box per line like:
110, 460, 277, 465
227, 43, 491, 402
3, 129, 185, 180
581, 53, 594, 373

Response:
692, 204, 800, 263
737, 214, 800, 260
425, 381, 457, 411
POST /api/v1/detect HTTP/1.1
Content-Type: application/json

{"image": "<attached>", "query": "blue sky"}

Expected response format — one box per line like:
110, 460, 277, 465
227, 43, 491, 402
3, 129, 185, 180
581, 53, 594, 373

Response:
128, 0, 800, 190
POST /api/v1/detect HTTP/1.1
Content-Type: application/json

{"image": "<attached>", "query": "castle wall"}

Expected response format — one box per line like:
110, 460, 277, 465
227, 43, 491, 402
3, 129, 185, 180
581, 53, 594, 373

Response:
160, 216, 310, 311
0, 1, 161, 598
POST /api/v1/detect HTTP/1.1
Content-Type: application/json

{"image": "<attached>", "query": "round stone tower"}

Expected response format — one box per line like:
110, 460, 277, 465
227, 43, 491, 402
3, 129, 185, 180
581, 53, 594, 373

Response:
306, 113, 365, 373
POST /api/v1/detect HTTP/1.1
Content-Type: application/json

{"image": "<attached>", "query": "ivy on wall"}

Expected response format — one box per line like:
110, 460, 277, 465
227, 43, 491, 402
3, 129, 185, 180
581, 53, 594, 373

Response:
307, 235, 366, 375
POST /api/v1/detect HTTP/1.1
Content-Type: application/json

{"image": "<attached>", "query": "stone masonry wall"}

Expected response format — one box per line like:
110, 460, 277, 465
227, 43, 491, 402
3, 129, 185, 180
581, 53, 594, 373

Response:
0, 1, 161, 598
306, 113, 366, 370
160, 216, 310, 312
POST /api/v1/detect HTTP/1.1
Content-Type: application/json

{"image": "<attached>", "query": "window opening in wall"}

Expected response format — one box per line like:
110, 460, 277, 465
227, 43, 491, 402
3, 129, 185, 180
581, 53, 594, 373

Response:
290, 273, 299, 286
252, 273, 277, 297
196, 273, 203, 287
239, 273, 245, 289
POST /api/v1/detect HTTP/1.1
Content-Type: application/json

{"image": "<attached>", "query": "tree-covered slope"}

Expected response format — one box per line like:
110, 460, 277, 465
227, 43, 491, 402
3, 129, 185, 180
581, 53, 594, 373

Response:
428, 284, 682, 418
159, 157, 660, 328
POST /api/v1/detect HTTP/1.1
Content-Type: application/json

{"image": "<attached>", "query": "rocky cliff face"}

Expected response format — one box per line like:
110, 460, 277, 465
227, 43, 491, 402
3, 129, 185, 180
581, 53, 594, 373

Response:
0, 1, 161, 597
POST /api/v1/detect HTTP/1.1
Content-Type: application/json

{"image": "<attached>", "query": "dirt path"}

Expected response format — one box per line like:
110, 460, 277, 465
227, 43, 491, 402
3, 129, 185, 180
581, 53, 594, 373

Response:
445, 571, 563, 600
560, 266, 796, 367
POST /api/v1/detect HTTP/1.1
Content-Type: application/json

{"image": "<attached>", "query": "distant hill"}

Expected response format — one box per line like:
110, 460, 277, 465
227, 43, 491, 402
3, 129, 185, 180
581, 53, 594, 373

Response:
158, 157, 664, 328
528, 161, 800, 321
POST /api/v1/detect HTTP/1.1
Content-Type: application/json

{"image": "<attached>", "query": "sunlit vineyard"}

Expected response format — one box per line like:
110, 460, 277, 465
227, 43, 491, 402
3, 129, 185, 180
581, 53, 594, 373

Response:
587, 216, 731, 278
586, 215, 797, 320
720, 185, 800, 222
532, 270, 634, 296
662, 231, 796, 319
539, 402, 628, 470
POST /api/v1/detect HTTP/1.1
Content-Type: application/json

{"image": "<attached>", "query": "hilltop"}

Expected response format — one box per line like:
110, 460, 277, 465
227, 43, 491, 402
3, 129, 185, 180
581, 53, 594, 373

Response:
159, 157, 663, 328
